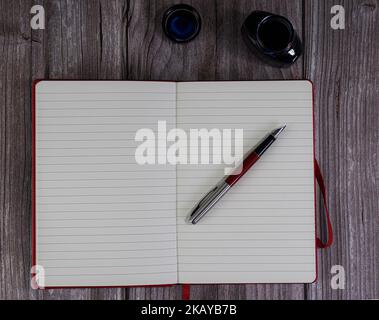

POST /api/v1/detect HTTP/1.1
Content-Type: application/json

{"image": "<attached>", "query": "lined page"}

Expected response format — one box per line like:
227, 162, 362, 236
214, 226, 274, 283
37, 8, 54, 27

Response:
35, 81, 177, 287
176, 81, 316, 284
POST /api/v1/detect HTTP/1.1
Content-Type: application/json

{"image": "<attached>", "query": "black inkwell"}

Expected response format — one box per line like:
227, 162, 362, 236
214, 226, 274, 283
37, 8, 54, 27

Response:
242, 11, 302, 67
162, 4, 201, 43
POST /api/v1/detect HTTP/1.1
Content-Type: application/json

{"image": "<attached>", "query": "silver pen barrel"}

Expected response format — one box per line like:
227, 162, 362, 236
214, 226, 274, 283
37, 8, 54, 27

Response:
187, 180, 231, 224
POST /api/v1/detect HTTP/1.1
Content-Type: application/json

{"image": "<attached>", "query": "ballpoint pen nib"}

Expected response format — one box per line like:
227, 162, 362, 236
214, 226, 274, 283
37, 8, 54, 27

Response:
271, 125, 286, 139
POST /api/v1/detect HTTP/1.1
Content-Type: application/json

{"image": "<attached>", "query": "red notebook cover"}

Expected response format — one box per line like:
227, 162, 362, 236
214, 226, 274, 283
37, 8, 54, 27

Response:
31, 80, 332, 291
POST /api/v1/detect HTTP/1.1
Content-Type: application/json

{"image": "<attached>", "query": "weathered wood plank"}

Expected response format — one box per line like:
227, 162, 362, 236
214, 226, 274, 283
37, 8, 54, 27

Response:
303, 0, 379, 299
32, 0, 127, 80
0, 0, 35, 300
214, 0, 304, 81
127, 0, 217, 81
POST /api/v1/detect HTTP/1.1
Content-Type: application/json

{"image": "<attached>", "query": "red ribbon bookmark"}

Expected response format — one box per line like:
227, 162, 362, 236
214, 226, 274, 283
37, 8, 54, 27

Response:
182, 284, 190, 300
314, 159, 333, 249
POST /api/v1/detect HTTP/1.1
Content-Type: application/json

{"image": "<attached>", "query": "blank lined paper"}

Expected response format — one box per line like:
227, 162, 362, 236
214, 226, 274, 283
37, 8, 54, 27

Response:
176, 81, 316, 283
35, 81, 178, 287
35, 80, 316, 287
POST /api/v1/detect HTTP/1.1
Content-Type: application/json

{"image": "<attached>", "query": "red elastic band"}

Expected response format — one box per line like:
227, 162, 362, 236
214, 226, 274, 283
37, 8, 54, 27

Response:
182, 284, 190, 300
314, 160, 333, 249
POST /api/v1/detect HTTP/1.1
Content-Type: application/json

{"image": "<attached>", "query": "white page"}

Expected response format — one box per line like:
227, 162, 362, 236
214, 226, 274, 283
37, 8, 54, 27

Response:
35, 81, 178, 287
176, 81, 316, 283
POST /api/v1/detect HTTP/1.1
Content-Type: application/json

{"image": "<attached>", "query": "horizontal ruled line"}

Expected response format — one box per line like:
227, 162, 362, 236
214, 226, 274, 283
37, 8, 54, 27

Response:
37, 232, 312, 237
38, 186, 176, 189
37, 157, 311, 162
37, 131, 312, 134
39, 225, 177, 229
37, 147, 312, 151
177, 238, 314, 241
39, 99, 175, 102
177, 99, 312, 101
178, 203, 314, 207
38, 106, 310, 111
40, 248, 175, 253
38, 123, 176, 126
38, 239, 313, 244
38, 91, 175, 94
178, 246, 314, 249
38, 178, 176, 181
37, 164, 312, 167
42, 262, 313, 269
39, 217, 175, 221
178, 254, 314, 257
180, 262, 314, 265
177, 106, 311, 108
179, 231, 313, 234
37, 191, 313, 196
178, 192, 313, 194
39, 223, 313, 229
38, 107, 174, 110
44, 263, 176, 269
176, 223, 314, 226
179, 270, 314, 273
177, 215, 314, 218
38, 209, 174, 213
38, 201, 176, 205
39, 232, 177, 237
38, 186, 311, 190
39, 216, 313, 220
39, 240, 174, 245
176, 122, 312, 125
39, 255, 177, 261
37, 193, 176, 198
44, 271, 175, 276
38, 115, 311, 119
37, 170, 174, 173
37, 138, 312, 142
177, 91, 311, 94
39, 202, 312, 205
182, 208, 314, 211
38, 90, 310, 94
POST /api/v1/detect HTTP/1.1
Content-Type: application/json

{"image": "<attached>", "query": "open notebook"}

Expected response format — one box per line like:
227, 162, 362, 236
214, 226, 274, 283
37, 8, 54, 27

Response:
33, 80, 316, 288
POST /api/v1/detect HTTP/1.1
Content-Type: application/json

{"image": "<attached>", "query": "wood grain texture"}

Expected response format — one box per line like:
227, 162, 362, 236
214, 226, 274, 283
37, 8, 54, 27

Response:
128, 0, 217, 81
0, 0, 378, 300
0, 0, 34, 301
303, 0, 379, 300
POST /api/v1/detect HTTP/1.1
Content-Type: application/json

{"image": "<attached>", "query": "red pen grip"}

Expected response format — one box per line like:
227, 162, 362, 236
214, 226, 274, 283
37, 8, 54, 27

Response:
225, 152, 260, 186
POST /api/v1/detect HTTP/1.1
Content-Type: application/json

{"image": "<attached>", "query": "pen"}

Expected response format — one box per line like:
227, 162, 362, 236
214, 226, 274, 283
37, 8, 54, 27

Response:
187, 125, 286, 224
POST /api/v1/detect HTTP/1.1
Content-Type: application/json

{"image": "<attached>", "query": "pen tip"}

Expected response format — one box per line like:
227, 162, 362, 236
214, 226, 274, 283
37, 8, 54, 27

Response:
272, 125, 286, 139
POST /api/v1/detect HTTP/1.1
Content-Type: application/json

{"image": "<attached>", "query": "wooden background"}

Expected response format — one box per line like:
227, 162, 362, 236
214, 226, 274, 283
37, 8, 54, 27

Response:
0, 0, 378, 300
